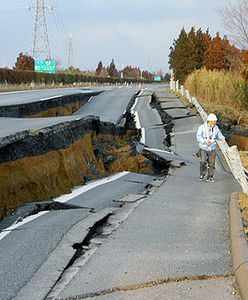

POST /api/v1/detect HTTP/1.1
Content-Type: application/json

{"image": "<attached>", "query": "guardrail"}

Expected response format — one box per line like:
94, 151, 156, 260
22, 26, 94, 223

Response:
170, 79, 248, 194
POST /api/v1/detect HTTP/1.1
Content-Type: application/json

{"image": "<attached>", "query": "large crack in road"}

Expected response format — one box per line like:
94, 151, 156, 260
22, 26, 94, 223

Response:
0, 86, 182, 300
0, 88, 175, 223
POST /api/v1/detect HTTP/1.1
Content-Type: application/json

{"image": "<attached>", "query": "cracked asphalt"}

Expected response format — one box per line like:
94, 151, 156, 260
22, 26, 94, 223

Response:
55, 87, 241, 300
0, 86, 242, 300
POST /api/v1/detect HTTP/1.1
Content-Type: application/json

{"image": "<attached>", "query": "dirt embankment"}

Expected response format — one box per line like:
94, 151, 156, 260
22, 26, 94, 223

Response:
0, 116, 153, 221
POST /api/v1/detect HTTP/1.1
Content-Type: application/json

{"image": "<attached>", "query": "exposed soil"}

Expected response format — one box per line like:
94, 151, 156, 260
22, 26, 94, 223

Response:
0, 122, 154, 221
0, 91, 173, 222
26, 101, 84, 118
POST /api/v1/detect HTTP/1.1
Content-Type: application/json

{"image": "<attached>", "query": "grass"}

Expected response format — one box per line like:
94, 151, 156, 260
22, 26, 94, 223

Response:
198, 99, 248, 126
184, 68, 248, 127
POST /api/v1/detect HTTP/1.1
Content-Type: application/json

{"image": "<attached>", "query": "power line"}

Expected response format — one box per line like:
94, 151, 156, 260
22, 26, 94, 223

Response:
29, 0, 52, 60
52, 10, 68, 55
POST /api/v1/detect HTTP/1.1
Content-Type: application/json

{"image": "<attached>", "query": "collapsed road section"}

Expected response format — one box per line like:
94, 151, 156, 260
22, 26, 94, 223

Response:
0, 115, 156, 221
0, 86, 179, 300
0, 86, 177, 222
0, 173, 162, 300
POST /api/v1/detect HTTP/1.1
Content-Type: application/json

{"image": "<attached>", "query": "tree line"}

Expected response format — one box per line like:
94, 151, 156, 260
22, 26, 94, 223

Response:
95, 59, 157, 81
169, 27, 248, 83
10, 54, 166, 82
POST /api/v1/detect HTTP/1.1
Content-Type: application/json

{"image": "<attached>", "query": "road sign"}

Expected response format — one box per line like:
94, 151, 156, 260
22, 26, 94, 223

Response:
34, 60, 56, 73
154, 76, 162, 82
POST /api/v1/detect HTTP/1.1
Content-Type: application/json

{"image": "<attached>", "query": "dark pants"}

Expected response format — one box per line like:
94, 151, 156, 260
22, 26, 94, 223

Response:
199, 149, 216, 177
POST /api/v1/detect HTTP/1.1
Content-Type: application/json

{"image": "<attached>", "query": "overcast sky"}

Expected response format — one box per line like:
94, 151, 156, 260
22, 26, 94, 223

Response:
0, 0, 228, 73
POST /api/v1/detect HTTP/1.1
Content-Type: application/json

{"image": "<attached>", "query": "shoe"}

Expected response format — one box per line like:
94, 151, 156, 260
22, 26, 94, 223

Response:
199, 174, 205, 181
206, 176, 215, 183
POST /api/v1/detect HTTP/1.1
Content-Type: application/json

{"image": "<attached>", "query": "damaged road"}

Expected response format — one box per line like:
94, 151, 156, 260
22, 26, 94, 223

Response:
0, 172, 161, 300
0, 85, 174, 300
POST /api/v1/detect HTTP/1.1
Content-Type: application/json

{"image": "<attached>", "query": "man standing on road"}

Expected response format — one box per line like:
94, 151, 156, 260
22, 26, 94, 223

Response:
196, 113, 226, 182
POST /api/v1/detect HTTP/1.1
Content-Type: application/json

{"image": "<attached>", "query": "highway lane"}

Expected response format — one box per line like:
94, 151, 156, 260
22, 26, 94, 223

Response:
0, 86, 139, 138
73, 86, 139, 123
0, 172, 155, 300
132, 88, 166, 150
0, 85, 160, 300
0, 84, 165, 300
0, 86, 107, 106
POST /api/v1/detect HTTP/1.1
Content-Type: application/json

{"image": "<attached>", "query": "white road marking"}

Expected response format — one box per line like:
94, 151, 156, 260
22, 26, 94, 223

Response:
141, 128, 146, 144
0, 171, 130, 241
0, 211, 48, 241
87, 96, 93, 103
55, 171, 130, 203
133, 111, 146, 144
40, 95, 63, 101
130, 97, 139, 113
134, 111, 141, 129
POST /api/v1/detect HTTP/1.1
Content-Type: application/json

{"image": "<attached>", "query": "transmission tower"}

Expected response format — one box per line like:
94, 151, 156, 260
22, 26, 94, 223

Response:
30, 0, 52, 60
67, 34, 74, 67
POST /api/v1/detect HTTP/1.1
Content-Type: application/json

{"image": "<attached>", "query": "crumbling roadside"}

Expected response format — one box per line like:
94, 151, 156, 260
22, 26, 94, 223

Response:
0, 88, 177, 224
0, 114, 159, 221
150, 93, 173, 148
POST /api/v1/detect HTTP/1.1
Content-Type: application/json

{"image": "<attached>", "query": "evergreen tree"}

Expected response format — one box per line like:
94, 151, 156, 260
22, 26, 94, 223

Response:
169, 27, 243, 81
169, 27, 212, 82
107, 59, 118, 77
169, 28, 192, 82
95, 61, 103, 76
194, 28, 211, 68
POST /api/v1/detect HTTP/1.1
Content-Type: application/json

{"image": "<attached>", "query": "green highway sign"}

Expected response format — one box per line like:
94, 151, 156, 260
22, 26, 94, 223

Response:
34, 60, 56, 73
154, 76, 162, 82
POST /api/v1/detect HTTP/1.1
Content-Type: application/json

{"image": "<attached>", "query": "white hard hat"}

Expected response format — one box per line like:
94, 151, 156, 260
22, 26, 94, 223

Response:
207, 113, 217, 121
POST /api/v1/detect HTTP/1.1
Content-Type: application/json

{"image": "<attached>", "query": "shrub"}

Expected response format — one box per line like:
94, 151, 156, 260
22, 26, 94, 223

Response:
0, 68, 152, 86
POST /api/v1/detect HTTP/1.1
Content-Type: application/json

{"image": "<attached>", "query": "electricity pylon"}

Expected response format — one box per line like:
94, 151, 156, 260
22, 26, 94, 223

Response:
30, 0, 52, 60
67, 34, 74, 67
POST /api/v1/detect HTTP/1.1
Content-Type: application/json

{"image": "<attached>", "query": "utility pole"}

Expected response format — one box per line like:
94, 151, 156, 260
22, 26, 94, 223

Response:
67, 34, 74, 67
30, 0, 52, 60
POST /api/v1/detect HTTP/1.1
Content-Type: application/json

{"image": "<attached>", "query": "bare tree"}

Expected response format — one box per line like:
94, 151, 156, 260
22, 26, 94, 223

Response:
220, 0, 248, 48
